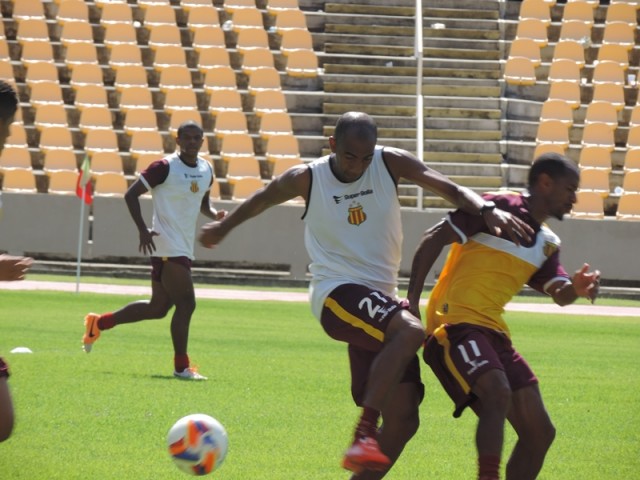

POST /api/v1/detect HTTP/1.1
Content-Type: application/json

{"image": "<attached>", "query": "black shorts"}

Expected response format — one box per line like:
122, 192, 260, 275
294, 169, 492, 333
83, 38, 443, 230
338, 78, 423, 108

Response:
150, 256, 192, 282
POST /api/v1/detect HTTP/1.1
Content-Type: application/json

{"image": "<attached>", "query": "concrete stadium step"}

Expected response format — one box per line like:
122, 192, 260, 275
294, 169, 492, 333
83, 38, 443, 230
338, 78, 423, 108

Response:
323, 103, 417, 116
424, 7, 499, 20
424, 84, 501, 97
319, 33, 413, 48
424, 47, 500, 61
426, 96, 501, 110
425, 139, 501, 154
425, 107, 501, 120
323, 63, 499, 81
424, 27, 500, 40
424, 162, 504, 177
424, 151, 503, 163
426, 117, 501, 131
425, 129, 502, 141
423, 67, 500, 80
325, 3, 415, 16
324, 43, 414, 57
423, 57, 500, 71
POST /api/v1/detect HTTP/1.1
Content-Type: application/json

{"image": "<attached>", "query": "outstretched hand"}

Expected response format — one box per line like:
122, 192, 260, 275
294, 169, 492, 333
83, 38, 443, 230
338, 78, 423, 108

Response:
0, 254, 33, 281
572, 263, 600, 304
139, 229, 158, 256
483, 208, 534, 246
199, 221, 227, 249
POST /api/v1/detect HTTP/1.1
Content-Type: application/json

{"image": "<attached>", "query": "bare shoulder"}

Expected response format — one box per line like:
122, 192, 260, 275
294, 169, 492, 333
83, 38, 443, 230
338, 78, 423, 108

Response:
381, 146, 426, 180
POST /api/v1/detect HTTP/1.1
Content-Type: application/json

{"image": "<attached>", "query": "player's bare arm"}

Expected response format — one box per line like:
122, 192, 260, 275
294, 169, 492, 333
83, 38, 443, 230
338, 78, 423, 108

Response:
199, 164, 309, 248
200, 191, 228, 221
383, 147, 533, 245
125, 179, 157, 255
406, 220, 459, 316
549, 263, 601, 306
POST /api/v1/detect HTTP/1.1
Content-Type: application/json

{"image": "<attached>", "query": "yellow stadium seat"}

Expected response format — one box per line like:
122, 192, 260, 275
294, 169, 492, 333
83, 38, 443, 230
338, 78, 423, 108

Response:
129, 131, 164, 158
280, 29, 313, 55
616, 193, 640, 221
267, 0, 299, 15
504, 57, 537, 85
552, 40, 585, 68
60, 21, 94, 46
592, 83, 625, 111
39, 126, 74, 152
100, 3, 133, 25
108, 44, 143, 69
571, 190, 604, 219
30, 82, 64, 107
540, 99, 574, 125
43, 150, 77, 174
84, 130, 119, 155
248, 67, 281, 94
12, 0, 45, 20
241, 48, 275, 73
220, 133, 255, 163
558, 19, 591, 42
114, 65, 149, 91
65, 43, 99, 68
0, 146, 32, 171
285, 49, 318, 77
232, 8, 264, 31
79, 106, 113, 133
265, 132, 301, 164
515, 18, 548, 46
197, 47, 231, 71
104, 23, 138, 47
208, 89, 243, 114
622, 170, 640, 194
163, 88, 198, 113
47, 170, 78, 195
119, 86, 154, 111
187, 6, 220, 30
509, 38, 542, 66
581, 122, 616, 150
143, 4, 177, 27
25, 62, 59, 86
2, 169, 37, 193
595, 44, 629, 70
624, 149, 640, 172
91, 151, 124, 175
578, 146, 612, 171
253, 89, 287, 116
33, 104, 68, 130
605, 3, 638, 26
275, 8, 307, 32
124, 109, 158, 135
153, 45, 187, 70
259, 111, 293, 138
57, 0, 90, 24
94, 172, 129, 196
584, 101, 618, 128
213, 110, 249, 137
148, 24, 182, 49
229, 176, 263, 200
70, 63, 104, 89
536, 120, 570, 147
563, 1, 594, 26
602, 21, 635, 50
20, 41, 54, 65
203, 66, 237, 91
74, 85, 109, 109
191, 26, 226, 52
548, 59, 581, 83
158, 65, 192, 92
519, 0, 552, 25
236, 28, 269, 53
592, 60, 625, 85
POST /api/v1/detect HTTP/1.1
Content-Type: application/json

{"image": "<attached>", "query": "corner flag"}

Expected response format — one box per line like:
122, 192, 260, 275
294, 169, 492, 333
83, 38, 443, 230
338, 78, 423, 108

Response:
76, 154, 93, 205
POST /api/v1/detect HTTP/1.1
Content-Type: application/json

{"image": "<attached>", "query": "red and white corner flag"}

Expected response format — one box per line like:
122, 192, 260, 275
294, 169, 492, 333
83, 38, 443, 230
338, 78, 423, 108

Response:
76, 154, 93, 205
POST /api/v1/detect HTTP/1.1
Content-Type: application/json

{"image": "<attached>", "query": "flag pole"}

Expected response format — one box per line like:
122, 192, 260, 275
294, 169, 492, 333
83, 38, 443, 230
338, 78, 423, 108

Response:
75, 182, 86, 294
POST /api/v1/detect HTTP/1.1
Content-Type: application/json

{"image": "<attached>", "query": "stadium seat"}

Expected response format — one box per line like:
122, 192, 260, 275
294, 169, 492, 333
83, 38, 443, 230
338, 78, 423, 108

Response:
16, 19, 49, 44
229, 176, 263, 200
275, 9, 307, 32
279, 29, 313, 55
627, 126, 640, 149
208, 89, 243, 114
0, 146, 32, 171
592, 61, 625, 85
616, 193, 640, 221
571, 190, 604, 219
605, 3, 637, 26
509, 38, 542, 66
57, 0, 90, 24
85, 129, 119, 154
168, 110, 202, 137
20, 41, 54, 64
74, 85, 109, 109
253, 89, 287, 116
109, 44, 143, 69
519, 0, 552, 25
267, 0, 299, 15
226, 157, 261, 179
241, 48, 275, 73
629, 106, 640, 128
624, 149, 640, 172
153, 45, 188, 70
39, 126, 74, 152
203, 66, 238, 91
95, 0, 129, 6
135, 153, 161, 175
148, 24, 182, 49
270, 156, 302, 177
0, 42, 9, 62
119, 86, 154, 111
25, 62, 59, 86
187, 6, 220, 30
104, 23, 138, 47
504, 57, 537, 85
602, 21, 635, 50
30, 82, 64, 107
213, 110, 249, 137
0, 59, 12, 83
548, 59, 581, 83
191, 26, 226, 52
558, 20, 591, 43
124, 109, 158, 135
552, 40, 585, 68
258, 111, 293, 138
143, 4, 177, 27
592, 83, 625, 111
265, 134, 300, 163
94, 172, 129, 197
1, 169, 38, 193
163, 88, 198, 112
236, 28, 269, 53
220, 133, 255, 163
622, 170, 640, 194
137, 0, 171, 7
47, 170, 78, 195
595, 44, 629, 70
33, 104, 68, 130
182, 0, 215, 8
70, 63, 104, 89
114, 65, 149, 91
584, 101, 618, 128
91, 151, 124, 175
581, 122, 616, 150
515, 18, 548, 46
11, 0, 45, 21
536, 120, 570, 147
578, 168, 610, 196
129, 131, 164, 158
285, 49, 318, 77
540, 99, 574, 125
60, 21, 94, 46
562, 1, 595, 26
248, 67, 281, 94
158, 65, 193, 92
79, 106, 113, 133
232, 8, 264, 31
533, 143, 566, 159
65, 43, 99, 68
4, 125, 26, 150
224, 0, 258, 13
99, 3, 133, 25
197, 47, 231, 71
43, 150, 77, 174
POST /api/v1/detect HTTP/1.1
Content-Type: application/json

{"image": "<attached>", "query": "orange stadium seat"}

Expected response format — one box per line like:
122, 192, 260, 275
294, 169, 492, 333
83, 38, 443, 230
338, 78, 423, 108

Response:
279, 29, 313, 55
629, 106, 640, 128
208, 89, 243, 114
57, 0, 90, 24
515, 18, 548, 46
236, 28, 269, 53
581, 122, 616, 150
104, 23, 138, 47
99, 3, 133, 25
258, 111, 293, 138
229, 176, 263, 200
163, 88, 198, 113
39, 126, 74, 152
270, 156, 302, 177
592, 61, 625, 85
220, 133, 255, 163
578, 168, 610, 196
197, 47, 231, 71
203, 66, 238, 92
248, 67, 281, 94
30, 82, 64, 107
70, 63, 104, 89
621, 170, 640, 194
265, 134, 300, 163
224, 0, 257, 13
79, 106, 113, 133
191, 26, 226, 52
47, 170, 78, 195
16, 21, 49, 45
20, 41, 54, 64
519, 0, 552, 25
533, 143, 567, 159
153, 45, 188, 70
33, 104, 68, 130
241, 48, 275, 73
602, 21, 635, 50
558, 20, 591, 43
0, 146, 32, 171
627, 126, 640, 149
624, 149, 640, 172
584, 101, 618, 128
60, 21, 94, 46
124, 109, 159, 135
563, 1, 595, 26
114, 65, 149, 91
25, 62, 59, 86
226, 157, 261, 179
135, 153, 162, 175
91, 151, 124, 175
129, 131, 165, 158
536, 120, 570, 147
616, 193, 640, 221
509, 38, 542, 66
74, 85, 109, 109
253, 89, 287, 116
65, 43, 99, 68
553, 40, 585, 68
285, 49, 318, 77
595, 44, 629, 70
571, 191, 604, 219
548, 59, 581, 83
232, 8, 264, 31
592, 83, 625, 111
12, 0, 46, 21
267, 0, 299, 15
187, 6, 220, 30
213, 110, 249, 137
143, 4, 177, 27
0, 60, 13, 83
605, 3, 637, 26
43, 150, 78, 174
119, 86, 154, 111
1, 169, 37, 193
0, 42, 9, 63
109, 44, 143, 69
148, 24, 182, 49
94, 172, 129, 197
504, 57, 537, 85
540, 99, 574, 125
548, 81, 581, 108
158, 65, 193, 92
275, 9, 307, 32
85, 129, 119, 154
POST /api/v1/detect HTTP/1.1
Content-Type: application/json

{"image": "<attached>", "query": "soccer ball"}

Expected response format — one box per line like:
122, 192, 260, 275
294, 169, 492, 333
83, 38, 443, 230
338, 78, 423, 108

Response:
167, 414, 228, 476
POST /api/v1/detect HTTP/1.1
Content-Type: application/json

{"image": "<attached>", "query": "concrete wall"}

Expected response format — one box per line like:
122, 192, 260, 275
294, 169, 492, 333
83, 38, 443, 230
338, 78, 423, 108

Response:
0, 194, 638, 283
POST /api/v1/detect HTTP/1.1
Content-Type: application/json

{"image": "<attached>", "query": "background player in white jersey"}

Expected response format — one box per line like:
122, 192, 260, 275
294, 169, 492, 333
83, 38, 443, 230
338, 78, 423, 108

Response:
406, 153, 600, 480
81, 122, 226, 380
199, 112, 532, 478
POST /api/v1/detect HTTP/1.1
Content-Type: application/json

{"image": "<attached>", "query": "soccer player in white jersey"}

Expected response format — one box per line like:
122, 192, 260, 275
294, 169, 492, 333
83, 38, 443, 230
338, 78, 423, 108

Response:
82, 122, 227, 380
199, 112, 533, 477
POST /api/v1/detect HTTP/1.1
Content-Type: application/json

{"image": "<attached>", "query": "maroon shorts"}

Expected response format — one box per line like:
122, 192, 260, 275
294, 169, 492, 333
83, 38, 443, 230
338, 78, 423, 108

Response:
423, 323, 537, 417
0, 357, 9, 379
320, 283, 424, 406
150, 256, 192, 282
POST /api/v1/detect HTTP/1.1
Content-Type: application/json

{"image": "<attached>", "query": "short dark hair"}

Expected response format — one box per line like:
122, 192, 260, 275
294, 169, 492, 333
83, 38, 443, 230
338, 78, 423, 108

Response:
0, 80, 18, 121
528, 152, 579, 188
334, 112, 377, 146
176, 121, 203, 138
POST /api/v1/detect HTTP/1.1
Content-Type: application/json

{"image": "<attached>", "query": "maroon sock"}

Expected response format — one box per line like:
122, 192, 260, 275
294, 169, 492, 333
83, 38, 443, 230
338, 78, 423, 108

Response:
174, 354, 190, 373
478, 454, 501, 480
97, 313, 116, 330
355, 405, 380, 439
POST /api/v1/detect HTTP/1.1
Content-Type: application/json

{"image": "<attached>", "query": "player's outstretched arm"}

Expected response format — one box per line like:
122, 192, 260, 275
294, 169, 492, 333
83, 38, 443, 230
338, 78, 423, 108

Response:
124, 179, 157, 256
0, 254, 33, 281
199, 165, 309, 248
550, 263, 601, 306
406, 220, 459, 316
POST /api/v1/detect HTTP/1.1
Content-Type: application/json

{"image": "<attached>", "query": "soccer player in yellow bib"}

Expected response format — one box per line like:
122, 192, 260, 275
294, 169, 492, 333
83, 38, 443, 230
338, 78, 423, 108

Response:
407, 153, 600, 480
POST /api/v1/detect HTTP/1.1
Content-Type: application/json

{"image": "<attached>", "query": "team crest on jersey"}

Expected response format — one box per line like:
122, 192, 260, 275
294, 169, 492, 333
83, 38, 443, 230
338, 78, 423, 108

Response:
543, 241, 558, 257
348, 202, 367, 226
190, 180, 200, 193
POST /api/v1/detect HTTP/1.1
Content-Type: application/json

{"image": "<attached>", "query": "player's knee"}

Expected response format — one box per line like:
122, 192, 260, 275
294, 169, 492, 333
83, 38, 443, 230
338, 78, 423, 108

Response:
539, 419, 556, 449
397, 313, 426, 348
149, 302, 172, 319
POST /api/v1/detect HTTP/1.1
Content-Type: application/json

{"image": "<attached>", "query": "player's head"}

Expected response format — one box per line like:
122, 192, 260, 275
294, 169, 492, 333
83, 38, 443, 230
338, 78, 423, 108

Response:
528, 152, 580, 220
0, 80, 18, 153
176, 121, 205, 157
328, 112, 377, 182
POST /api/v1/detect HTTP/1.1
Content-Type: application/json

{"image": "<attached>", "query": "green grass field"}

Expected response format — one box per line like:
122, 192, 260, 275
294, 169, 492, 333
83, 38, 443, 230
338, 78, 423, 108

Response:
0, 289, 638, 479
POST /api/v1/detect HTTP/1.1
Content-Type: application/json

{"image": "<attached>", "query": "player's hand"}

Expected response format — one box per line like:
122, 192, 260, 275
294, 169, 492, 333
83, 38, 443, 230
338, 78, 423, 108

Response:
572, 263, 600, 304
199, 221, 227, 249
483, 208, 534, 246
214, 210, 228, 221
139, 229, 158, 256
0, 254, 33, 281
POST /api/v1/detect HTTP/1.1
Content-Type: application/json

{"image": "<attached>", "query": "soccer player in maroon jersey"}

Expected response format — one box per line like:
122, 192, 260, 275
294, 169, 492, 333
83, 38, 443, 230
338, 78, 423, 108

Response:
407, 153, 601, 480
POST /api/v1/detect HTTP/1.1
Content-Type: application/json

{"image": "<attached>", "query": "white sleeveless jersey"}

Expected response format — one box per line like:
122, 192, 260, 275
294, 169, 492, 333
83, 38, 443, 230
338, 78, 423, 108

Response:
140, 153, 213, 259
304, 146, 402, 319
